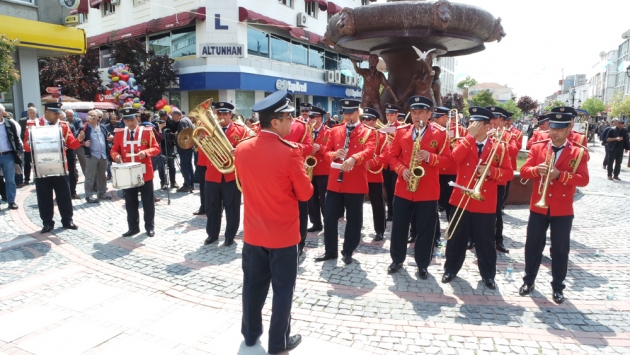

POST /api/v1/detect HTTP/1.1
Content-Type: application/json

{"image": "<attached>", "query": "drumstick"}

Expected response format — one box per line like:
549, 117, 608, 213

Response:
127, 153, 141, 158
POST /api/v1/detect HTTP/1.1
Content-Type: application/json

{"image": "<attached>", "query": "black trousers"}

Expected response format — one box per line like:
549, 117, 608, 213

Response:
444, 206, 496, 279
323, 191, 363, 257
0, 176, 5, 201
35, 175, 74, 227
205, 178, 241, 241
158, 155, 177, 186
23, 152, 32, 183
439, 174, 456, 222
66, 149, 78, 195
241, 243, 297, 354
367, 182, 386, 234
607, 147, 624, 177
390, 198, 437, 269
382, 168, 397, 218
307, 175, 327, 228
523, 211, 573, 291
494, 184, 506, 245
298, 201, 308, 251
603, 148, 609, 167
197, 165, 207, 213
124, 180, 155, 231
502, 181, 512, 207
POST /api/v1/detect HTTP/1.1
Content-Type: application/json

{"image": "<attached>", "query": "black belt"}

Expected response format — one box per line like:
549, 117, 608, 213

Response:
0, 151, 13, 155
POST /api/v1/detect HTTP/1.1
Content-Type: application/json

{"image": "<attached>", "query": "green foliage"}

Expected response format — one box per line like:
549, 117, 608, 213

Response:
111, 38, 148, 78
544, 99, 565, 112
38, 48, 103, 101
0, 36, 20, 93
456, 76, 477, 89
580, 97, 606, 117
470, 90, 497, 108
499, 99, 523, 120
611, 94, 630, 118
516, 95, 537, 114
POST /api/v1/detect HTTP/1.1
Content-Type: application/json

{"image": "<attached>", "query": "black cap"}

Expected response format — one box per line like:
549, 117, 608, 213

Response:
300, 102, 312, 112
549, 113, 572, 128
408, 96, 433, 110
538, 114, 549, 124
397, 113, 406, 120
433, 106, 449, 118
384, 103, 401, 113
309, 107, 326, 117
361, 107, 380, 119
468, 107, 493, 121
44, 102, 63, 113
507, 112, 514, 119
341, 99, 361, 114
121, 108, 138, 119
486, 106, 508, 119
215, 102, 234, 113
252, 90, 295, 114
550, 106, 576, 116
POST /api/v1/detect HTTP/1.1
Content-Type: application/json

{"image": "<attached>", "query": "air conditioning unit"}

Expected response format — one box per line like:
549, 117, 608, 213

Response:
65, 15, 80, 25
297, 12, 308, 27
110, 0, 120, 5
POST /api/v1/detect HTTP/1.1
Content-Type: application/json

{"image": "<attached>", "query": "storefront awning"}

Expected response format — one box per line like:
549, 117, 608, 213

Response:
147, 7, 206, 33
87, 32, 111, 48
0, 14, 86, 54
239, 7, 324, 44
305, 0, 327, 11
70, 0, 90, 14
90, 0, 110, 9
327, 2, 343, 14
109, 22, 149, 42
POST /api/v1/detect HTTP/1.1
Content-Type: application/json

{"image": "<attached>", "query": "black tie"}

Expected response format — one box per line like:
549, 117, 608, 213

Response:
477, 143, 484, 157
346, 125, 356, 136
222, 127, 228, 133
130, 130, 135, 140
313, 129, 319, 141
552, 145, 563, 163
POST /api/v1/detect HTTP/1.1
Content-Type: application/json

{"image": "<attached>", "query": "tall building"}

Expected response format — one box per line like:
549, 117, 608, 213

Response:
589, 50, 618, 104
615, 34, 630, 97
435, 56, 457, 96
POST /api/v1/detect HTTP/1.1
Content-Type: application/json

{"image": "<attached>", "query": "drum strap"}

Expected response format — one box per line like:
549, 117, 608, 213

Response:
123, 126, 145, 163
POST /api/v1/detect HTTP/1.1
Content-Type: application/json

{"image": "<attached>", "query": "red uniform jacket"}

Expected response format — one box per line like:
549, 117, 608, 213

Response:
520, 139, 589, 216
235, 131, 313, 248
441, 123, 467, 176
283, 119, 313, 158
526, 129, 548, 150
382, 120, 399, 169
204, 122, 249, 183
449, 134, 514, 213
497, 129, 518, 186
110, 126, 160, 182
389, 122, 451, 201
324, 123, 376, 194
510, 126, 523, 150
310, 124, 331, 177
367, 129, 389, 183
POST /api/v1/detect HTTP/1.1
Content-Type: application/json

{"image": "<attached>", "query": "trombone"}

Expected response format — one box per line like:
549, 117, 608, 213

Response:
449, 109, 460, 147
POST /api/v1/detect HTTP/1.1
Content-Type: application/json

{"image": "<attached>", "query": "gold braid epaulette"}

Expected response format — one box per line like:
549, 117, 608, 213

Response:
572, 147, 584, 173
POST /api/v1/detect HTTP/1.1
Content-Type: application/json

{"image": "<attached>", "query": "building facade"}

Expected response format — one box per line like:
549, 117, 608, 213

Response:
589, 50, 618, 104
435, 56, 457, 96
615, 36, 629, 97
468, 82, 514, 103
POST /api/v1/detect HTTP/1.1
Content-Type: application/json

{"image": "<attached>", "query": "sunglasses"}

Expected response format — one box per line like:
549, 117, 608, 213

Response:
362, 116, 377, 121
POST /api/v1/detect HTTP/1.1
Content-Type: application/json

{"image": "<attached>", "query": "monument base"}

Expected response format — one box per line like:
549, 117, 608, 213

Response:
505, 171, 533, 206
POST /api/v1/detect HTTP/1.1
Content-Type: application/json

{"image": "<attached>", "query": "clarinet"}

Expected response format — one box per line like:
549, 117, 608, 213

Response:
337, 127, 353, 183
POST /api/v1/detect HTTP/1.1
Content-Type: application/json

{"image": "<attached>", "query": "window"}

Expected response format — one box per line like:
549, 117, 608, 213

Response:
305, 2, 317, 18
278, 0, 292, 8
247, 28, 269, 58
324, 51, 338, 70
361, 0, 370, 5
149, 33, 171, 57
309, 47, 325, 69
236, 91, 255, 119
291, 42, 308, 66
99, 47, 113, 68
102, 2, 116, 16
270, 35, 291, 63
171, 26, 196, 58
133, 0, 148, 5
339, 55, 353, 72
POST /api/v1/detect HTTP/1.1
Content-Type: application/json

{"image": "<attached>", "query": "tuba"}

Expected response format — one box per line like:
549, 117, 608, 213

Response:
406, 121, 426, 192
304, 121, 317, 180
177, 99, 236, 174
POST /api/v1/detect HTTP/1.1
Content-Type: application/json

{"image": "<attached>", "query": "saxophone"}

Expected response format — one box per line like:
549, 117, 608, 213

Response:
304, 121, 317, 180
406, 121, 426, 192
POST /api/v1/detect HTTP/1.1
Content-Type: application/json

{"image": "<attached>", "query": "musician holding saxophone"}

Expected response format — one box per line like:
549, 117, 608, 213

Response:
305, 107, 330, 234
387, 96, 451, 278
442, 107, 513, 289
519, 111, 589, 304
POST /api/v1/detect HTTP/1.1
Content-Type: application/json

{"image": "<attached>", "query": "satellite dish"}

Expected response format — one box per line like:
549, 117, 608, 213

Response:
60, 0, 80, 10
622, 29, 630, 39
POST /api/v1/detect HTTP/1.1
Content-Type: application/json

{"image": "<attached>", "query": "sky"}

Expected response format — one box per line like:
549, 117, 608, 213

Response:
376, 0, 630, 102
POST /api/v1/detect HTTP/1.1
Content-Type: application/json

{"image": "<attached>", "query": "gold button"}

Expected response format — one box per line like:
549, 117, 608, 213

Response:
562, 194, 566, 197
550, 182, 553, 185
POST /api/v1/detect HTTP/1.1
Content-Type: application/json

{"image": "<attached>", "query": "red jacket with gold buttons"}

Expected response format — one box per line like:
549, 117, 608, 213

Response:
323, 123, 376, 194
310, 124, 331, 177
283, 118, 313, 158
498, 129, 518, 186
526, 129, 547, 150
110, 126, 160, 182
448, 134, 514, 213
382, 120, 399, 169
204, 122, 249, 183
389, 122, 451, 201
510, 126, 523, 151
520, 139, 589, 216
441, 123, 467, 176
367, 129, 389, 183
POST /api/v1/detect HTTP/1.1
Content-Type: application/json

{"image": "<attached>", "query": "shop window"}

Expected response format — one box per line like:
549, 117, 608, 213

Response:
278, 0, 293, 8
305, 2, 317, 18
102, 2, 116, 16
168, 92, 181, 111
0, 90, 15, 119
171, 26, 196, 58
291, 42, 308, 66
235, 91, 255, 119
189, 90, 219, 110
271, 35, 291, 63
247, 28, 269, 58
339, 55, 353, 72
324, 51, 338, 71
99, 47, 113, 68
149, 32, 171, 57
309, 47, 325, 69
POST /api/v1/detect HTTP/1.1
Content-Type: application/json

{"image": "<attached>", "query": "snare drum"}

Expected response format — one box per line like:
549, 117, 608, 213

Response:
111, 162, 145, 189
30, 126, 66, 179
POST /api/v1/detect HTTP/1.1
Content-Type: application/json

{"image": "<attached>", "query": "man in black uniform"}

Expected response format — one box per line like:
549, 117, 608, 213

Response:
605, 118, 628, 181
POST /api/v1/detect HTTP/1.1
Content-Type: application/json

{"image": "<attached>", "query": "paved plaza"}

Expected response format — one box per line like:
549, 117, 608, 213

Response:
0, 143, 629, 355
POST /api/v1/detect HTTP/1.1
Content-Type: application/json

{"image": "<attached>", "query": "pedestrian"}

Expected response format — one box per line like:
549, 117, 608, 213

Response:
171, 109, 195, 192
0, 104, 22, 211
21, 107, 39, 185
71, 110, 87, 175
105, 112, 120, 180
82, 110, 112, 203
605, 118, 629, 181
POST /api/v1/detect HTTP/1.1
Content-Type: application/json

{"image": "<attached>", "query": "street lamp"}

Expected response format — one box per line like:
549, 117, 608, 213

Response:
565, 88, 581, 108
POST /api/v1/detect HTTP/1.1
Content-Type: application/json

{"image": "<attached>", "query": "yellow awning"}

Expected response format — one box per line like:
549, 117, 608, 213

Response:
0, 14, 86, 55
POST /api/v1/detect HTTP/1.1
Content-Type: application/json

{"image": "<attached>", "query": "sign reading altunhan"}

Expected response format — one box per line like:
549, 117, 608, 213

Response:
200, 44, 244, 57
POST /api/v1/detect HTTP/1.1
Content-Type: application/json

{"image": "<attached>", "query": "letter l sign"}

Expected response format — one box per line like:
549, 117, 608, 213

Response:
215, 14, 228, 30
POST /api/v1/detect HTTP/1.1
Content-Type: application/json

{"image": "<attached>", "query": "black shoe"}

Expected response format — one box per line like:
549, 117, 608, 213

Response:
298, 248, 304, 257
442, 273, 456, 283
314, 253, 337, 262
407, 235, 417, 244
482, 278, 496, 289
608, 176, 613, 180
552, 290, 564, 304
466, 240, 475, 250
269, 334, 302, 355
373, 233, 384, 242
192, 209, 205, 215
386, 215, 393, 222
8, 202, 18, 210
62, 222, 78, 230
224, 239, 235, 247
71, 194, 80, 199
146, 230, 155, 237
172, 183, 180, 189
496, 243, 509, 253
177, 186, 192, 193
387, 262, 403, 274
98, 195, 112, 200
122, 229, 140, 237
86, 197, 99, 203
40, 225, 54, 233
204, 237, 218, 245
418, 267, 429, 280
519, 283, 535, 296
603, 165, 607, 170
438, 206, 444, 212
244, 334, 261, 347
161, 184, 168, 190
341, 255, 352, 265
306, 225, 323, 233
614, 176, 621, 181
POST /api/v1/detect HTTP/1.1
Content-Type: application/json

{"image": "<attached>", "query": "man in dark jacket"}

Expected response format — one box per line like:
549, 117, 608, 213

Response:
605, 118, 628, 181
171, 109, 194, 192
0, 104, 24, 210
83, 110, 112, 203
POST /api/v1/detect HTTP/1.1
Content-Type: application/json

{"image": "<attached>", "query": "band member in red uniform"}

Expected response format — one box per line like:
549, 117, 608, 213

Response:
382, 103, 401, 221
111, 108, 160, 237
315, 100, 376, 265
361, 107, 388, 242
235, 90, 312, 354
203, 102, 250, 246
25, 103, 85, 233
519, 112, 589, 304
526, 115, 550, 150
299, 102, 311, 122
442, 107, 513, 289
306, 107, 330, 234
387, 96, 451, 277
502, 112, 522, 210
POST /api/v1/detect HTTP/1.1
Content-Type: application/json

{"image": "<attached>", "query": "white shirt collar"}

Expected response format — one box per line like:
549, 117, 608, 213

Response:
476, 137, 488, 145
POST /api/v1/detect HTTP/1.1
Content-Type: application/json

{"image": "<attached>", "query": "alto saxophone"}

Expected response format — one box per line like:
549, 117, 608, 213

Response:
304, 121, 317, 180
406, 121, 426, 192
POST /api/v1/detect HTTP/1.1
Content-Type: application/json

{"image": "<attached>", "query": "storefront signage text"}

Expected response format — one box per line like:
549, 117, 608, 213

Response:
200, 44, 244, 57
345, 88, 362, 98
276, 80, 308, 92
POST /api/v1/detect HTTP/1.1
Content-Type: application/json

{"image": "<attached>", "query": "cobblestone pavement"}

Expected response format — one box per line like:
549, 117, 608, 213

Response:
1, 142, 630, 355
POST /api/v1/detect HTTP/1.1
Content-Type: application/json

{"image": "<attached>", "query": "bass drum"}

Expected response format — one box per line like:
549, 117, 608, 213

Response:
30, 125, 67, 179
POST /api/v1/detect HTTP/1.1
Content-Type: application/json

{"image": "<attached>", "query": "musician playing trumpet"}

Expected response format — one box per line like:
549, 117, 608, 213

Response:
387, 96, 451, 279
305, 107, 330, 235
519, 111, 589, 304
382, 103, 402, 221
442, 107, 513, 289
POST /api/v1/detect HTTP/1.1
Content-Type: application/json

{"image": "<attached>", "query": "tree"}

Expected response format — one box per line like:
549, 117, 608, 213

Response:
499, 99, 523, 120
516, 96, 537, 115
441, 92, 465, 113
544, 99, 565, 112
580, 97, 606, 117
470, 90, 497, 107
111, 38, 148, 78
611, 94, 630, 118
39, 48, 103, 101
456, 76, 477, 89
0, 35, 20, 93
141, 55, 178, 109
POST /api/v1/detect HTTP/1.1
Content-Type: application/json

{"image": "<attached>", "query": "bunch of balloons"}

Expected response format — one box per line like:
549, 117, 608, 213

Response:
154, 98, 174, 113
107, 63, 145, 108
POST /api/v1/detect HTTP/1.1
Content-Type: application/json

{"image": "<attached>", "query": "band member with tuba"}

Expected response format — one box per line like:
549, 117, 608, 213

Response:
315, 100, 375, 265
381, 103, 401, 221
526, 115, 550, 150
387, 96, 450, 277
442, 107, 513, 289
111, 108, 161, 237
306, 107, 330, 234
235, 90, 312, 354
25, 102, 86, 233
519, 111, 589, 304
361, 107, 389, 242
203, 102, 250, 246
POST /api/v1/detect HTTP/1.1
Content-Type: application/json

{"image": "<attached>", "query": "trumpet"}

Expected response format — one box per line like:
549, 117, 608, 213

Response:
449, 109, 460, 147
533, 147, 555, 209
304, 121, 317, 180
375, 120, 395, 143
406, 120, 425, 192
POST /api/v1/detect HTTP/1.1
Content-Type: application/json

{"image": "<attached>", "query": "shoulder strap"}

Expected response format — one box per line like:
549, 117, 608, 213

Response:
572, 147, 584, 173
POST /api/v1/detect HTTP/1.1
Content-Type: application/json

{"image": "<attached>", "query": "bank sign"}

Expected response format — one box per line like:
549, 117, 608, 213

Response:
200, 44, 244, 58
